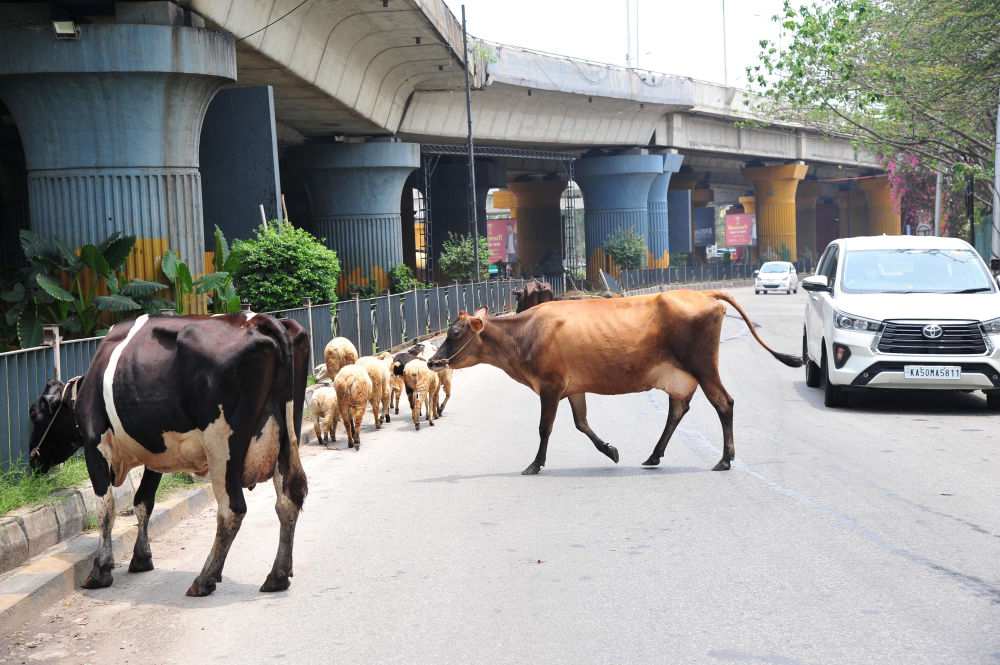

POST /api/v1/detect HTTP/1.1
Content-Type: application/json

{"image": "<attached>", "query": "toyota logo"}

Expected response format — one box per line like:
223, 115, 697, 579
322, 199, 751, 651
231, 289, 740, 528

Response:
922, 324, 944, 339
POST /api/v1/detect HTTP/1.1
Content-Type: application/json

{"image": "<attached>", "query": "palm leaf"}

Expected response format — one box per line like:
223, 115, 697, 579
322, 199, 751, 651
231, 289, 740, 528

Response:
175, 262, 193, 294
35, 274, 75, 302
193, 272, 231, 295
103, 235, 136, 271
95, 294, 142, 312
213, 226, 230, 273
161, 250, 179, 282
121, 279, 167, 298
79, 244, 111, 279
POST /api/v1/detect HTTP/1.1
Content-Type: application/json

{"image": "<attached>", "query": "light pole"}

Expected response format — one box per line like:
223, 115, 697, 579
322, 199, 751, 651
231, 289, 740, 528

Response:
461, 5, 480, 280
721, 0, 728, 86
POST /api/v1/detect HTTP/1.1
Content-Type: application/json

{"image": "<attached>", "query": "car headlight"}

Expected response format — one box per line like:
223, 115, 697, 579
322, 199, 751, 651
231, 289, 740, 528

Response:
983, 317, 1000, 334
834, 311, 882, 332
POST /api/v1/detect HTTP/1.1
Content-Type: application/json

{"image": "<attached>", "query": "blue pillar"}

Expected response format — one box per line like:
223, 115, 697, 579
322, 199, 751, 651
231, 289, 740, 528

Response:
575, 154, 663, 284
647, 153, 684, 268
0, 24, 236, 280
299, 142, 420, 293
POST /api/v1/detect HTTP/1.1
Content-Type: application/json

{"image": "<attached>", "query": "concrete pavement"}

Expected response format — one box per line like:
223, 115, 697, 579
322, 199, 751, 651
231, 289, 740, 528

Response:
2, 287, 997, 665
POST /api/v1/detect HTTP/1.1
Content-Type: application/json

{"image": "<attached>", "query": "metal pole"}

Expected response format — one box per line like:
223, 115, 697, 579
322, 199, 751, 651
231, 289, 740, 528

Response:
993, 85, 1000, 258
967, 172, 975, 247
721, 0, 728, 86
933, 170, 943, 236
461, 5, 480, 281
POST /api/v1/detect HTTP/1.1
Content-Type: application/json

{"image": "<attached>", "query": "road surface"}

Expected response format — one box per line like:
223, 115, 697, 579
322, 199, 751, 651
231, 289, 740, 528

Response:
3, 287, 998, 665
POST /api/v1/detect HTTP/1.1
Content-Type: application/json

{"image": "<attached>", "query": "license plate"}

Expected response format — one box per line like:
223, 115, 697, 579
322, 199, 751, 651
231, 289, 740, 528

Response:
903, 365, 961, 380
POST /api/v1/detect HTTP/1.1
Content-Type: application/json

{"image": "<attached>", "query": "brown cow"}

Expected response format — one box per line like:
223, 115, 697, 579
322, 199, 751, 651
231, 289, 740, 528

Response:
512, 279, 555, 313
429, 291, 801, 475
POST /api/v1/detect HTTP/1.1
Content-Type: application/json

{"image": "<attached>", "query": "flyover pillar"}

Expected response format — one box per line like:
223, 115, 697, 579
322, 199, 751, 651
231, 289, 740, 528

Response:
0, 24, 236, 279
796, 180, 821, 265
429, 158, 500, 281
576, 154, 663, 284
300, 142, 420, 293
858, 176, 900, 235
647, 153, 684, 268
508, 176, 567, 276
743, 162, 808, 261
739, 196, 756, 216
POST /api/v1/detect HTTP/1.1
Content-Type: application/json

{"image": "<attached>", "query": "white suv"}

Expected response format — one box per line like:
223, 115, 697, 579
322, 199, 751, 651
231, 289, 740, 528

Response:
801, 235, 1000, 409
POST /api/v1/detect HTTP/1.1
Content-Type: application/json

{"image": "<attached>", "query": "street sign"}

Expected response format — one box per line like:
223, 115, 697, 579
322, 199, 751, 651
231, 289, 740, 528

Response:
915, 222, 932, 236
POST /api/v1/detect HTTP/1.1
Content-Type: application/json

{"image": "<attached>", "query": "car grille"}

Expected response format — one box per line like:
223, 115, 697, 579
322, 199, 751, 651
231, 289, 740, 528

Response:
877, 321, 988, 355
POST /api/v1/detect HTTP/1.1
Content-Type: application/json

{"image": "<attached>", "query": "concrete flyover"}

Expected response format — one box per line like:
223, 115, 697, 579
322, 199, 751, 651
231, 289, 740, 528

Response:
0, 0, 896, 298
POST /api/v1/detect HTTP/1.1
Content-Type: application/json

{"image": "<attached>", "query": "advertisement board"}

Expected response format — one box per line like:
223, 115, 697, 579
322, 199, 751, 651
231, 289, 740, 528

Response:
724, 214, 755, 246
693, 207, 716, 247
487, 218, 518, 264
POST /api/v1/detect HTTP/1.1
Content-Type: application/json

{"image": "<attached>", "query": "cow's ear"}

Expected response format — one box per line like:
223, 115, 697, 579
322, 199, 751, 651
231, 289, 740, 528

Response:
469, 316, 484, 334
474, 307, 488, 318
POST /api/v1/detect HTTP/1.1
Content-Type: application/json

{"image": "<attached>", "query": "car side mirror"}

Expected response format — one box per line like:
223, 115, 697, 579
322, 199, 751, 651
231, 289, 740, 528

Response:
801, 275, 830, 293
753, 270, 759, 277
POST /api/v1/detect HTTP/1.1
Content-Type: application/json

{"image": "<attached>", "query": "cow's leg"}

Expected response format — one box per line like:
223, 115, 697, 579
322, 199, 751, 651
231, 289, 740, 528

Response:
261, 453, 305, 592
81, 445, 116, 589
187, 456, 246, 597
522, 389, 560, 475
567, 394, 619, 463
437, 372, 451, 415
128, 467, 161, 573
699, 373, 736, 471
642, 394, 693, 467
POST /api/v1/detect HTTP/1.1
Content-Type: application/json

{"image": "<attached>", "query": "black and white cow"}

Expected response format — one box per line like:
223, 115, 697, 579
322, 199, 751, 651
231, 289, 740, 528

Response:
28, 312, 309, 597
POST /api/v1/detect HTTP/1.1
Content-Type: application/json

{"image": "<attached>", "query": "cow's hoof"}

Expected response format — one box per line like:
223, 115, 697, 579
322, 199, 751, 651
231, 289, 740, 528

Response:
185, 576, 217, 597
605, 445, 620, 464
384, 414, 391, 423
712, 459, 732, 471
641, 455, 661, 467
521, 462, 543, 475
429, 420, 435, 426
81, 567, 113, 589
128, 555, 154, 573
260, 573, 291, 593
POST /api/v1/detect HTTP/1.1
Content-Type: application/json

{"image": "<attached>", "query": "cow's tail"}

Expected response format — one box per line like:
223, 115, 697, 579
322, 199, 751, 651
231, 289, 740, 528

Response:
707, 291, 804, 368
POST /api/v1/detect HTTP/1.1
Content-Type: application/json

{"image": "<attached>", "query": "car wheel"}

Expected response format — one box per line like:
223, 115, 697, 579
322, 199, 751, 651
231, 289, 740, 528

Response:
804, 333, 821, 388
986, 390, 1000, 412
822, 348, 848, 408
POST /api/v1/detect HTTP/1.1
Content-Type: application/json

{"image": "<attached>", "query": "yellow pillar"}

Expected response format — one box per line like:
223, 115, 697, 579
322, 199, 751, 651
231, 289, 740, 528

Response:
739, 195, 756, 216
508, 179, 567, 276
796, 180, 820, 264
858, 175, 900, 236
742, 162, 808, 261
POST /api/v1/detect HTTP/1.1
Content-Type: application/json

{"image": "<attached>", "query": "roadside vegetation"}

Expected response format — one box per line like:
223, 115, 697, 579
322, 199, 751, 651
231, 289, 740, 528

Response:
0, 456, 89, 515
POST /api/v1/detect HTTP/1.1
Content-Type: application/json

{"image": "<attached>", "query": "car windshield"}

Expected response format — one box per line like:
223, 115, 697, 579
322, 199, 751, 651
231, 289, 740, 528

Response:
841, 248, 995, 294
760, 263, 789, 273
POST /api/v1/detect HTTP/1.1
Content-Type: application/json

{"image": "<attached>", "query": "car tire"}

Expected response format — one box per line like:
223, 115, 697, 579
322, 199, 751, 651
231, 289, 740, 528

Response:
804, 333, 821, 388
987, 391, 1000, 412
822, 348, 848, 408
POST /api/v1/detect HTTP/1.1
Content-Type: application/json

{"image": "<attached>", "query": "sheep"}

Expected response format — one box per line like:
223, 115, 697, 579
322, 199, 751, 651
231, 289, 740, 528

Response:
309, 385, 340, 445
356, 355, 392, 428
409, 341, 453, 415
403, 358, 440, 430
334, 364, 373, 450
391, 351, 419, 415
324, 337, 359, 380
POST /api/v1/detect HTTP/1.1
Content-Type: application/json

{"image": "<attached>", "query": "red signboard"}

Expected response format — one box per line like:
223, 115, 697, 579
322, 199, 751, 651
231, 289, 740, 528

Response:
487, 217, 518, 264
724, 214, 754, 246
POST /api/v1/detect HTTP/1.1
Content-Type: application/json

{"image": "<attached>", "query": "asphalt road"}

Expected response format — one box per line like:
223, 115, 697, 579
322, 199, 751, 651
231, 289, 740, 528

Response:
4, 287, 998, 665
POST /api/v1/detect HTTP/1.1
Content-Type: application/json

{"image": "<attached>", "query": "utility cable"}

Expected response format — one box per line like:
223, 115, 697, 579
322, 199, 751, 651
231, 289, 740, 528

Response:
238, 0, 313, 41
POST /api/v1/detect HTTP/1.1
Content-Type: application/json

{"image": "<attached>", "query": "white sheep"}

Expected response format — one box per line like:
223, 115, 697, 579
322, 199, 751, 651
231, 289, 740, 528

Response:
309, 385, 340, 445
410, 341, 453, 415
356, 354, 392, 428
324, 337, 359, 380
334, 364, 372, 450
403, 358, 439, 430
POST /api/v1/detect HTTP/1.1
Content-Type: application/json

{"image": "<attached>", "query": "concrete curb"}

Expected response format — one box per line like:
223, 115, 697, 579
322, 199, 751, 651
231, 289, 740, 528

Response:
0, 481, 213, 632
0, 467, 145, 578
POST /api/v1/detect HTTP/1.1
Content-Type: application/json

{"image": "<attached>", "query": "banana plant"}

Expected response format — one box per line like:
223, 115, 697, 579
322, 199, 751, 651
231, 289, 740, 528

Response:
160, 226, 242, 315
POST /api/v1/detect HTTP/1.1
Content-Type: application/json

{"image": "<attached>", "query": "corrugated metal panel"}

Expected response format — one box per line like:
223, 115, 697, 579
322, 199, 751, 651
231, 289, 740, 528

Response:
312, 305, 334, 365
1, 346, 55, 468
336, 300, 362, 352
402, 291, 418, 344
315, 214, 404, 293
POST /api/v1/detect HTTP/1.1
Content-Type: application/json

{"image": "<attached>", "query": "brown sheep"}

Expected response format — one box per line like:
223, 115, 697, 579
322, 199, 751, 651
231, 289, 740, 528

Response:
356, 355, 392, 428
309, 385, 340, 445
410, 342, 453, 415
403, 358, 439, 430
334, 364, 372, 450
324, 337, 359, 380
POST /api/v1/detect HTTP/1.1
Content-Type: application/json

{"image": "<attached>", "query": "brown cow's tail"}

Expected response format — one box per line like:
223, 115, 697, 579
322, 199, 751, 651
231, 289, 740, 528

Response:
708, 291, 804, 368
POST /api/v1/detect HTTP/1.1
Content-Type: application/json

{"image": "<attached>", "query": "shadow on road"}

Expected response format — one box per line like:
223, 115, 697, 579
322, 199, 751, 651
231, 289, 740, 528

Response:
78, 569, 266, 609
413, 465, 708, 484
792, 381, 993, 417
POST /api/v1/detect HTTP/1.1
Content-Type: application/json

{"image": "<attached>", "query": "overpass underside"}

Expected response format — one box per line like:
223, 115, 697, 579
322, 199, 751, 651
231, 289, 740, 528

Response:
0, 1, 894, 302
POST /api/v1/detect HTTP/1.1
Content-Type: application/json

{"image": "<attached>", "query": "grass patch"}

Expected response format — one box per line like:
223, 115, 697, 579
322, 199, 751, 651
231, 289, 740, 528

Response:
0, 456, 91, 515
307, 373, 317, 386
155, 473, 199, 500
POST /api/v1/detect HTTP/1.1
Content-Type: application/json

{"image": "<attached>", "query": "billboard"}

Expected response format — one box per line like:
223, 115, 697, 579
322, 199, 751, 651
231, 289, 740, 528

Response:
667, 190, 693, 253
724, 213, 755, 246
693, 207, 716, 247
487, 217, 518, 264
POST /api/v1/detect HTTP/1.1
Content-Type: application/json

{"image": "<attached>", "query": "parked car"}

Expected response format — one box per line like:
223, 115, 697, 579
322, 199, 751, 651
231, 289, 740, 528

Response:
754, 261, 799, 295
801, 235, 1000, 409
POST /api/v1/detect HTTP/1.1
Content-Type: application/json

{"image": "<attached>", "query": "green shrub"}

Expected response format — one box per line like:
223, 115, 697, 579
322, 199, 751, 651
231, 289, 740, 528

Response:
438, 233, 490, 282
604, 230, 646, 271
232, 222, 340, 310
389, 264, 429, 293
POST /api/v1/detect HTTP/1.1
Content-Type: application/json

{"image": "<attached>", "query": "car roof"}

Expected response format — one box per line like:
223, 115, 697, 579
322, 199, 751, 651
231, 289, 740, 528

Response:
831, 235, 975, 251
761, 260, 793, 265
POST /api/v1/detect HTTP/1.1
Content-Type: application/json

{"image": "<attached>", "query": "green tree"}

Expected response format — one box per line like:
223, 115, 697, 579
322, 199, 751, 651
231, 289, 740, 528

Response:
604, 230, 646, 271
438, 233, 490, 282
389, 264, 426, 293
748, 0, 997, 205
231, 221, 341, 311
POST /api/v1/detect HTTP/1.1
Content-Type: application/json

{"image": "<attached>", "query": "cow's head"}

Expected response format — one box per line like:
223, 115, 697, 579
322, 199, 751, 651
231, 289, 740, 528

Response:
28, 378, 84, 473
429, 308, 488, 370
514, 279, 554, 313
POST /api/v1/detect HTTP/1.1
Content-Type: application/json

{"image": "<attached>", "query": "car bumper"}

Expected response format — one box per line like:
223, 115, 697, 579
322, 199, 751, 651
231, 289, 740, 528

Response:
756, 282, 792, 291
825, 329, 1000, 390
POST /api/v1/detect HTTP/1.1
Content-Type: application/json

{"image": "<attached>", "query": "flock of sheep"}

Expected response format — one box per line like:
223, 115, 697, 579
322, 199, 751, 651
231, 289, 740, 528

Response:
305, 337, 454, 449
